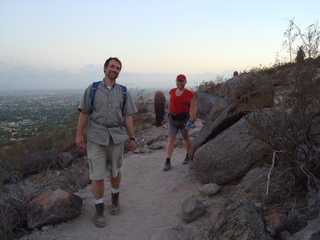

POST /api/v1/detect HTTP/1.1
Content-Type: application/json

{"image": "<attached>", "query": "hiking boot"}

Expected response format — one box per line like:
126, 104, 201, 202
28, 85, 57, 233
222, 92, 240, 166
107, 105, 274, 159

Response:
183, 156, 190, 164
109, 192, 120, 215
163, 161, 171, 171
94, 203, 106, 227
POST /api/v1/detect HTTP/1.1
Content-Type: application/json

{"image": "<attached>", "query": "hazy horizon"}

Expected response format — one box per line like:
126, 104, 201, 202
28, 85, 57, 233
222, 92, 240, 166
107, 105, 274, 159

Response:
1, 0, 319, 91
0, 69, 235, 91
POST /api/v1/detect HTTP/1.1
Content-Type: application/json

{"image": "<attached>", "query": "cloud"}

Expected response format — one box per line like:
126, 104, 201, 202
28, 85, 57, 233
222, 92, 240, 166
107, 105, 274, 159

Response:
0, 65, 236, 91
79, 64, 101, 76
120, 71, 237, 90
0, 65, 91, 90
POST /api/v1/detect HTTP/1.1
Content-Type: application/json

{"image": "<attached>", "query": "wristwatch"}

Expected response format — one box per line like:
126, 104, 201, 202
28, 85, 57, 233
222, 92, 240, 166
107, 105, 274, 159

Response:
130, 137, 136, 141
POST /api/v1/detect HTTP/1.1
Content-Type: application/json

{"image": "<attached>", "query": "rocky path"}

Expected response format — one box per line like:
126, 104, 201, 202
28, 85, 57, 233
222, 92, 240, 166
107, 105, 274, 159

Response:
19, 146, 207, 240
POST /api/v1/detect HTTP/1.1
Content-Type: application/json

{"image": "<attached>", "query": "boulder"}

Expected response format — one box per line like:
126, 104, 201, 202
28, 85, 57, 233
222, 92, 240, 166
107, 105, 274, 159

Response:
198, 183, 221, 197
57, 152, 73, 168
27, 189, 82, 229
307, 191, 320, 219
148, 142, 165, 150
0, 168, 9, 184
287, 218, 320, 240
264, 209, 289, 236
189, 98, 242, 160
192, 116, 270, 184
207, 194, 273, 240
180, 197, 207, 223
216, 73, 274, 107
189, 74, 275, 161
236, 167, 293, 204
196, 91, 219, 120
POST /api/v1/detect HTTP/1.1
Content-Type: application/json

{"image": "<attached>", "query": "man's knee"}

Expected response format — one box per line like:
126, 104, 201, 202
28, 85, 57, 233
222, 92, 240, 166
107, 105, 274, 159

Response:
182, 136, 190, 141
168, 135, 176, 143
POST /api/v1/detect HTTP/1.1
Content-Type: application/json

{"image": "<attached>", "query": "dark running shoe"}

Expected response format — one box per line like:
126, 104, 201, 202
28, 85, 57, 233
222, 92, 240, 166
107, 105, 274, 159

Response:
163, 161, 171, 171
183, 156, 190, 164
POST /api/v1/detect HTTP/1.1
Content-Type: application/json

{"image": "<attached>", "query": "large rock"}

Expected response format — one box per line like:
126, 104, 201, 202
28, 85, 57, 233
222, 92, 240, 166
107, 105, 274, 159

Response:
180, 197, 207, 223
207, 194, 273, 240
216, 73, 275, 107
190, 73, 275, 160
287, 218, 320, 240
189, 98, 242, 160
27, 189, 82, 229
196, 91, 219, 120
198, 183, 221, 197
57, 152, 74, 168
192, 115, 270, 184
236, 167, 292, 204
307, 191, 320, 219
0, 168, 9, 184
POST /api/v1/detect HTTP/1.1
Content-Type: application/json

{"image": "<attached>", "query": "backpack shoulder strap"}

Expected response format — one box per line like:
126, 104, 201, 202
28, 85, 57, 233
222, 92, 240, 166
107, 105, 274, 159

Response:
120, 85, 127, 103
89, 81, 101, 108
89, 82, 127, 111
120, 85, 127, 112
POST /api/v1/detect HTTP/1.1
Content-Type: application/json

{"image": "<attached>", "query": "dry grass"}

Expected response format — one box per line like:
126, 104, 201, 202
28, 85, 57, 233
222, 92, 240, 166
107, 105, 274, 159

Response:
243, 58, 320, 198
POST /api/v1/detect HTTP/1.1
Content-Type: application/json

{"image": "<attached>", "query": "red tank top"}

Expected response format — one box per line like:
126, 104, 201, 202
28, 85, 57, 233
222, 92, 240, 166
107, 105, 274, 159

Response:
169, 88, 195, 114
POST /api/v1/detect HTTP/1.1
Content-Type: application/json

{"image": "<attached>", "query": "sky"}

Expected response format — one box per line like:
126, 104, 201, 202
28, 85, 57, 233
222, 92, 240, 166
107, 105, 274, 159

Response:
0, 0, 319, 91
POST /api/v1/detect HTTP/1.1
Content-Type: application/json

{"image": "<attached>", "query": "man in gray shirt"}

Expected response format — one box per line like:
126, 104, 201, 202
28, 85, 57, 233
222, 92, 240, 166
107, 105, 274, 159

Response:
76, 57, 137, 227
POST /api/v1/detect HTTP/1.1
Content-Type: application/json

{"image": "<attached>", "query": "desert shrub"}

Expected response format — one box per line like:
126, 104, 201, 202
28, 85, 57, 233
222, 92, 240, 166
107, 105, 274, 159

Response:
246, 53, 320, 198
0, 143, 27, 175
196, 75, 228, 94
0, 108, 79, 180
0, 88, 155, 181
130, 87, 152, 113
198, 79, 215, 92
132, 112, 154, 133
0, 198, 29, 240
128, 87, 155, 131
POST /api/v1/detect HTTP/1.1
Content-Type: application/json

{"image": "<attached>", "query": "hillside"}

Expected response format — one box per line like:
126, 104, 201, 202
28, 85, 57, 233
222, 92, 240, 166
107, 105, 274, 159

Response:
1, 56, 320, 239
16, 132, 210, 240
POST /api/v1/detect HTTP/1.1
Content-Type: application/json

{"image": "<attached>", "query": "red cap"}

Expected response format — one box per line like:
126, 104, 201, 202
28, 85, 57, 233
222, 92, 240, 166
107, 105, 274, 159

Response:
176, 74, 186, 81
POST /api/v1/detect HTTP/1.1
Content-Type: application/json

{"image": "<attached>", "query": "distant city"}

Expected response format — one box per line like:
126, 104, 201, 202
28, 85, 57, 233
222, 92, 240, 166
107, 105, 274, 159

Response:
0, 87, 164, 147
0, 90, 83, 146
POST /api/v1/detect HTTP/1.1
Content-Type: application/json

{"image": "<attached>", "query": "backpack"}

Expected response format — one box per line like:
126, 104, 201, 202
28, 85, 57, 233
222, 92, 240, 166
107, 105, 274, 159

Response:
88, 81, 127, 111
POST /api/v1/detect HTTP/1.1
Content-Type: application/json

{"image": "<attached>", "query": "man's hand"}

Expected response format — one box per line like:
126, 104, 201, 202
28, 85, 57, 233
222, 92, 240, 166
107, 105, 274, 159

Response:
127, 139, 136, 151
185, 121, 193, 130
76, 111, 88, 150
76, 135, 85, 149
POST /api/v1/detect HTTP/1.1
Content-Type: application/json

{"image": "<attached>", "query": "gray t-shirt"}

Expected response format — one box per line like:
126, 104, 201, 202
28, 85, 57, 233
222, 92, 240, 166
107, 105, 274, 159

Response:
78, 81, 137, 146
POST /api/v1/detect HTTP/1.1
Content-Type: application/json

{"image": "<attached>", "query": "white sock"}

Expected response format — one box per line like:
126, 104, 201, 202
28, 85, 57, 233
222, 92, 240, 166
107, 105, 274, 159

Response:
94, 198, 104, 204
112, 188, 120, 194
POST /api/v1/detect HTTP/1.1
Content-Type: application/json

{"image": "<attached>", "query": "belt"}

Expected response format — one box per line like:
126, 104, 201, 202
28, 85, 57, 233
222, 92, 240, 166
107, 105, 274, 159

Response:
90, 118, 124, 128
169, 113, 190, 120
169, 113, 190, 117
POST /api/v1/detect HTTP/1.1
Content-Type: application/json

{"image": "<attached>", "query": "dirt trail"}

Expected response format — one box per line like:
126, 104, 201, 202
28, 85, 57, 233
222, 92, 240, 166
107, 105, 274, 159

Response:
19, 147, 203, 240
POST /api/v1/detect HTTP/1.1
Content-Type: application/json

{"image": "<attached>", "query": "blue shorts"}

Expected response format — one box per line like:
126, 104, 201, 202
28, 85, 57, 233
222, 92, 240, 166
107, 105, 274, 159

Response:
168, 118, 189, 137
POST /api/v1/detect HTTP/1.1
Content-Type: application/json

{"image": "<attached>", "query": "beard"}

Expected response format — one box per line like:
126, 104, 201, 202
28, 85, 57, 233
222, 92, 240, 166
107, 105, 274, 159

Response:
107, 71, 119, 81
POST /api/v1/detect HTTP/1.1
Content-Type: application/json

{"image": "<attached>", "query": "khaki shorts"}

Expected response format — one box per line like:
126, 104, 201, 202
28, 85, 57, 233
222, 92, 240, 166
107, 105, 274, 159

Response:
87, 139, 124, 180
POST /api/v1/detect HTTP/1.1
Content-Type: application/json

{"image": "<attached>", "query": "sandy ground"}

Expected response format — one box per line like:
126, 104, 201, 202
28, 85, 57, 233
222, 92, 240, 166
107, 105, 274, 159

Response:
18, 146, 204, 240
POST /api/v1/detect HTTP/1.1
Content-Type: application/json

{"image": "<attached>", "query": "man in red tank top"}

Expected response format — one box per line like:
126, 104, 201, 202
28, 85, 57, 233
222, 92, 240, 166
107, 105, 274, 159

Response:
164, 74, 197, 171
